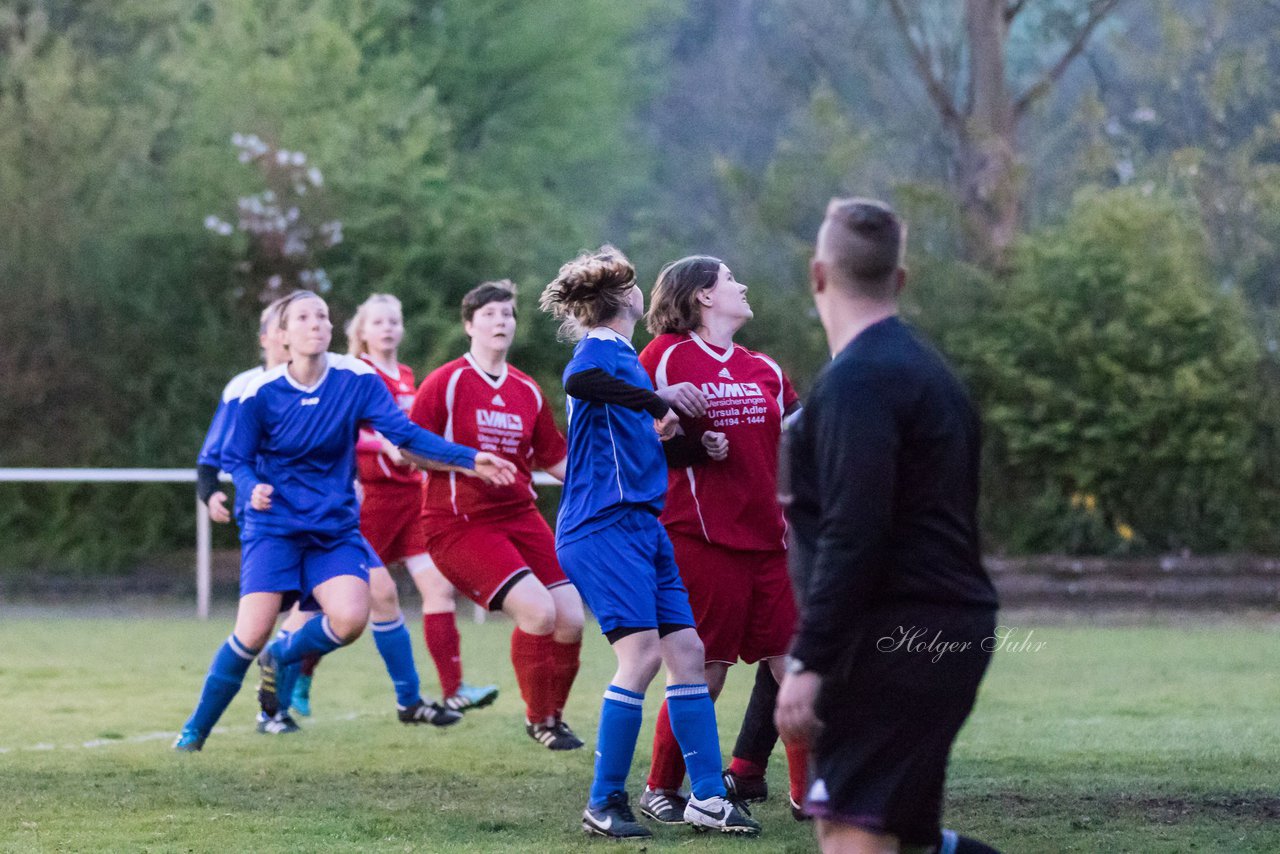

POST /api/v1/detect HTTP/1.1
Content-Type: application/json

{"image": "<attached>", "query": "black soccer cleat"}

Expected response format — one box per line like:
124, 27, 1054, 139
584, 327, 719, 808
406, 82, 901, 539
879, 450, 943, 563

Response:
581, 791, 652, 840
526, 719, 584, 750
256, 711, 301, 735
256, 645, 281, 717
638, 786, 688, 824
398, 699, 463, 727
722, 768, 769, 804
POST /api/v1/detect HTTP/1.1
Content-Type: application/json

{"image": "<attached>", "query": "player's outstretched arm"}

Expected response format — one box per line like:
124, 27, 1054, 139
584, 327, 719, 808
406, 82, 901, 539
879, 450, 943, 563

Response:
564, 368, 669, 416
471, 452, 517, 486
361, 374, 477, 470
399, 449, 516, 486
398, 450, 456, 472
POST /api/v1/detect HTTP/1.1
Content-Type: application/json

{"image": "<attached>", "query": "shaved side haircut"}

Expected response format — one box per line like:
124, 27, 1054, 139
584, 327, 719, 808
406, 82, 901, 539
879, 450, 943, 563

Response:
818, 197, 905, 299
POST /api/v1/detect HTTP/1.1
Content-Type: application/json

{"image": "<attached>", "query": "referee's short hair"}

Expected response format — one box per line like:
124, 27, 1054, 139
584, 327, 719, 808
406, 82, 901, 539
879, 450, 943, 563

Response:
820, 198, 905, 299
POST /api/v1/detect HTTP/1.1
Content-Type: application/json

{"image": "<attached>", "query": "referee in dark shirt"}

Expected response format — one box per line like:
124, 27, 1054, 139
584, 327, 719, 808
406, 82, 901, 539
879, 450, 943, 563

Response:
776, 198, 1001, 854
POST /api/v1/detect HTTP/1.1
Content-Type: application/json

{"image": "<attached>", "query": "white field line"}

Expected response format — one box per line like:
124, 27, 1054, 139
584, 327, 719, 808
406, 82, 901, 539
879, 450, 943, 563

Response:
0, 711, 368, 754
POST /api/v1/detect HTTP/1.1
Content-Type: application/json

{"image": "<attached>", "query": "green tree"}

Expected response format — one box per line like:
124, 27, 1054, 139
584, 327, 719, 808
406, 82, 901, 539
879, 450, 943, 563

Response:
958, 188, 1261, 553
0, 0, 675, 571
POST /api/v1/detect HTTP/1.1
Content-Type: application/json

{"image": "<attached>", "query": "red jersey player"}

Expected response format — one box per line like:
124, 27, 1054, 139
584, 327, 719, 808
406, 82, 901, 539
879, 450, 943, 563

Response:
292, 293, 499, 717
411, 280, 586, 750
636, 256, 808, 825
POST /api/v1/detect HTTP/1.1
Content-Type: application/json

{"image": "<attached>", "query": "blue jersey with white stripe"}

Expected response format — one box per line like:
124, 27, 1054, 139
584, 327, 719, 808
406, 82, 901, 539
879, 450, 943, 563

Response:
198, 367, 264, 470
556, 330, 667, 546
225, 353, 477, 539
198, 367, 264, 520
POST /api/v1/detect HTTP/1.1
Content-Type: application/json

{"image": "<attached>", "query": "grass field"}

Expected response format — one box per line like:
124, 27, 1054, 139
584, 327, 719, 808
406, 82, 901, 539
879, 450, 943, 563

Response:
1, 609, 1278, 852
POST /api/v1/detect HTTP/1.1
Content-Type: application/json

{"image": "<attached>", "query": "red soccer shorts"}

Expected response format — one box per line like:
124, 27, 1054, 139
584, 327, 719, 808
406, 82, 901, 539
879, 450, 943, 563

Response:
668, 530, 797, 666
360, 483, 428, 567
423, 505, 569, 609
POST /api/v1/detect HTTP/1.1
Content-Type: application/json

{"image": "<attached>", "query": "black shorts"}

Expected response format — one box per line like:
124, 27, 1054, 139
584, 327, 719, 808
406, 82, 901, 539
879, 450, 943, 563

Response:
805, 602, 996, 845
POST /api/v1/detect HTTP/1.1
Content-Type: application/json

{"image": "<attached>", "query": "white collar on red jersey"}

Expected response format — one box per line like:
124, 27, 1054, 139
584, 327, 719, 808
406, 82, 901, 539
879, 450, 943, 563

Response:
689, 330, 736, 363
359, 353, 402, 382
463, 351, 509, 389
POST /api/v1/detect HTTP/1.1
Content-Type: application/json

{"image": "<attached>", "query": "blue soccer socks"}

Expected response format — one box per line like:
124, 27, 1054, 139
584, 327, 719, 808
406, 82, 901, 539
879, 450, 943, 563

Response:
271, 614, 345, 664
183, 634, 259, 737
589, 685, 645, 808
665, 683, 726, 800
372, 614, 422, 708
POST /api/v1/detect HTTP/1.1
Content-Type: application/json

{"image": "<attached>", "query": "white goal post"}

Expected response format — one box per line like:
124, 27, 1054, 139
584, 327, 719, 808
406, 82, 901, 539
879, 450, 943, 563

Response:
0, 468, 558, 620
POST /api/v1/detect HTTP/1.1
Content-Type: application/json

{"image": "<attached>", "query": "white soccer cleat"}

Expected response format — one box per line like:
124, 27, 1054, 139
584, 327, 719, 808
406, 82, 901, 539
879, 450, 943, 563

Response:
683, 793, 761, 835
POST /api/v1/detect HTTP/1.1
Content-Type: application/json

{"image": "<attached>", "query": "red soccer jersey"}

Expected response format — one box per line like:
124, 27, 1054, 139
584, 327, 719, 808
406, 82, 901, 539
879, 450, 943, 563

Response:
639, 332, 799, 552
411, 353, 567, 522
356, 357, 425, 487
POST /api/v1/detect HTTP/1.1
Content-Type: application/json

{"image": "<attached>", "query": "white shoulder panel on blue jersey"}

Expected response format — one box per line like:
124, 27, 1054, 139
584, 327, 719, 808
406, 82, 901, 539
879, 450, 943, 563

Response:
240, 363, 289, 400
329, 352, 376, 375
221, 366, 265, 403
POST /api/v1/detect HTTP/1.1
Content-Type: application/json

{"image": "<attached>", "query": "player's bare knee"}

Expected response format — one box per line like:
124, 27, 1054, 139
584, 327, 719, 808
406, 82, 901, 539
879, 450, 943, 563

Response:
369, 585, 399, 617
507, 584, 557, 635
549, 587, 585, 642
613, 632, 663, 688
553, 620, 584, 644
420, 587, 455, 613
325, 609, 368, 643
417, 574, 455, 611
662, 628, 705, 674
622, 653, 663, 689
553, 607, 585, 642
517, 605, 556, 636
236, 624, 274, 651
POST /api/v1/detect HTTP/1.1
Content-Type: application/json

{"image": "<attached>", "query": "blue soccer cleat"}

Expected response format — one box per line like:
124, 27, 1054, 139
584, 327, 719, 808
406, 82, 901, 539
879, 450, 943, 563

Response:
582, 791, 652, 840
291, 674, 312, 717
172, 727, 206, 752
443, 681, 499, 713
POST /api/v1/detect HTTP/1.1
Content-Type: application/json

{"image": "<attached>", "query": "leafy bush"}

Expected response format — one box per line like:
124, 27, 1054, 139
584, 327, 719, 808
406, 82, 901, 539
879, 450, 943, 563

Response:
955, 187, 1262, 553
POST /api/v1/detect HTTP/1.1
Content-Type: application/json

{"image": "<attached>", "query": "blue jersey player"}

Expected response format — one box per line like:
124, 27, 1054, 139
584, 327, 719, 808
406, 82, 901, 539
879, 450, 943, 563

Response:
174, 291, 516, 751
195, 298, 290, 523
191, 295, 467, 735
539, 247, 759, 839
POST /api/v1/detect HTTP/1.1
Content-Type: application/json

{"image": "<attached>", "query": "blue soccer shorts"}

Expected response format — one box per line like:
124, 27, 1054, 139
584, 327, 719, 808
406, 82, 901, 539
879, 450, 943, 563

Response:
557, 507, 694, 635
240, 530, 374, 611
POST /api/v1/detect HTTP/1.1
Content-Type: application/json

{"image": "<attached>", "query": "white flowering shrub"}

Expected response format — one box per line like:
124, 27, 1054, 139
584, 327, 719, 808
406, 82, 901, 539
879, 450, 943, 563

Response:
205, 133, 342, 301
